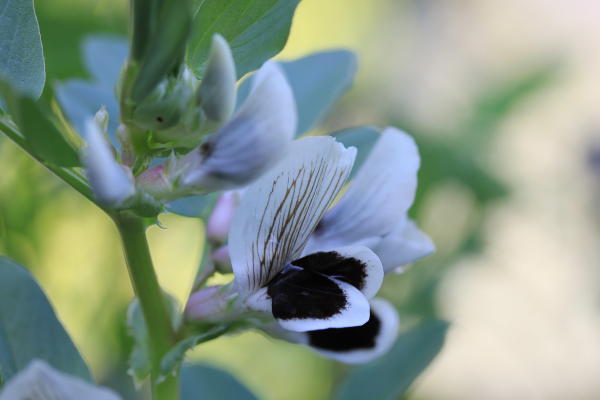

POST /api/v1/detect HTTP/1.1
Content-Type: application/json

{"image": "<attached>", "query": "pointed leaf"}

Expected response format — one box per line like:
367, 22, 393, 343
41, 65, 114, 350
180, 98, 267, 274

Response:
0, 257, 90, 384
187, 0, 300, 79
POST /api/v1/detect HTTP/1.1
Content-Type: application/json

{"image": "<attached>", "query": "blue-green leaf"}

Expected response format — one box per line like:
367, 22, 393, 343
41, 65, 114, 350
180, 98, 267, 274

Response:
82, 36, 128, 88
55, 36, 126, 143
281, 50, 357, 136
55, 80, 118, 137
0, 0, 45, 98
236, 50, 357, 136
188, 0, 300, 79
0, 257, 90, 384
331, 126, 380, 179
335, 320, 448, 400
166, 193, 219, 218
181, 364, 258, 400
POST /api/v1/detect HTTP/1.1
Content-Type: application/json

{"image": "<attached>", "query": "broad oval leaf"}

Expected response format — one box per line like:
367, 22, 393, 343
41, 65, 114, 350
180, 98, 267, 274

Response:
0, 257, 90, 384
181, 364, 258, 400
335, 319, 448, 400
0, 0, 45, 98
331, 126, 380, 179
188, 0, 300, 79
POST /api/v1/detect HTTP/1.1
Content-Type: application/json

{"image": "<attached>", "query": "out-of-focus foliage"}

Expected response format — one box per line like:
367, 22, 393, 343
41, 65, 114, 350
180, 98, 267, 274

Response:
180, 364, 258, 400
335, 320, 448, 400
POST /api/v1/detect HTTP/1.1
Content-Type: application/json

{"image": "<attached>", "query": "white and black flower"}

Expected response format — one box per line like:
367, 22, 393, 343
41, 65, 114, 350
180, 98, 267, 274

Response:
305, 127, 434, 272
221, 136, 392, 333
279, 298, 400, 364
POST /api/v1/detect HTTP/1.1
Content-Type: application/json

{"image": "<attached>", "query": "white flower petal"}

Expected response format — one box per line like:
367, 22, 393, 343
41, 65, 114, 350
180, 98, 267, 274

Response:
308, 127, 419, 251
83, 118, 134, 207
291, 245, 383, 299
198, 34, 237, 123
274, 278, 370, 332
306, 298, 400, 364
372, 218, 435, 272
0, 360, 121, 400
229, 136, 356, 293
182, 62, 296, 191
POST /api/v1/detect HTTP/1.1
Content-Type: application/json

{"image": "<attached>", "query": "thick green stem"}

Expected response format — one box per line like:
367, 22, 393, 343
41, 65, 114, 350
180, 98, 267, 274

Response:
114, 212, 180, 400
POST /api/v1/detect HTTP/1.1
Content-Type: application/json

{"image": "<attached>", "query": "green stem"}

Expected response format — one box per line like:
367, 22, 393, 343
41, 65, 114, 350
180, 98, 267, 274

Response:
0, 117, 95, 203
114, 212, 180, 400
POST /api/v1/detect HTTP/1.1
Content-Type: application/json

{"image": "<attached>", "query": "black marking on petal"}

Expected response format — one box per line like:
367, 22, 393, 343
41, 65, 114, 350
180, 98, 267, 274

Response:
267, 266, 348, 320
292, 251, 367, 291
308, 309, 381, 351
200, 140, 213, 157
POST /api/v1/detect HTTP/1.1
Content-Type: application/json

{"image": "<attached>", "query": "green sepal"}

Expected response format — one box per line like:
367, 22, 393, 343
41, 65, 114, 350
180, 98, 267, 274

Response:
130, 0, 193, 103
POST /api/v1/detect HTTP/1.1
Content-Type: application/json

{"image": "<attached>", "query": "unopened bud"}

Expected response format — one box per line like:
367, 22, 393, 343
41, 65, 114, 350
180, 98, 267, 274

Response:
131, 70, 196, 132
197, 34, 237, 123
83, 112, 135, 208
206, 192, 238, 242
212, 245, 232, 273
185, 285, 228, 321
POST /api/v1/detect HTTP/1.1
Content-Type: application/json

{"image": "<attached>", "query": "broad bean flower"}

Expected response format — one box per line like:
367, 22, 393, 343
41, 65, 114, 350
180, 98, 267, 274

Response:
187, 127, 434, 363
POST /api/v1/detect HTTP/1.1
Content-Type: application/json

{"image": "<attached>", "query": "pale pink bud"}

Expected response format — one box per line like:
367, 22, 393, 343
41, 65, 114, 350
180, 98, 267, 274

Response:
185, 285, 228, 320
206, 192, 238, 242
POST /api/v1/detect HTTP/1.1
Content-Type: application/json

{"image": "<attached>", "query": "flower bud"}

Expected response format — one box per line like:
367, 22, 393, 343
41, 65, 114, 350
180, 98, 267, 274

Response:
185, 285, 229, 321
197, 34, 237, 123
131, 69, 196, 132
212, 245, 232, 273
83, 110, 135, 208
206, 192, 239, 242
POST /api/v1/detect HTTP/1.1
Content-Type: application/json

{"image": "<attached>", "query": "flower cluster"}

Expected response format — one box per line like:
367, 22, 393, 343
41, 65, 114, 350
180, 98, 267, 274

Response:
79, 34, 433, 364
83, 35, 295, 210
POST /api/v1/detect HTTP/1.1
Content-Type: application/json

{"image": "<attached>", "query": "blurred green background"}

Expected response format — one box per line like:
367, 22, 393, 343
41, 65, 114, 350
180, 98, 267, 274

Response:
2, 0, 600, 399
